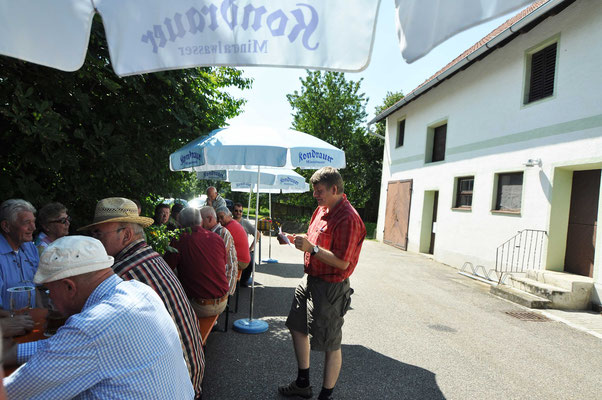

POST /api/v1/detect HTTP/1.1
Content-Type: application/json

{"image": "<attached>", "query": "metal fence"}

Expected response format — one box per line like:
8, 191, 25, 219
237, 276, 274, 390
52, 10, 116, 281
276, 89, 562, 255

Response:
495, 229, 548, 284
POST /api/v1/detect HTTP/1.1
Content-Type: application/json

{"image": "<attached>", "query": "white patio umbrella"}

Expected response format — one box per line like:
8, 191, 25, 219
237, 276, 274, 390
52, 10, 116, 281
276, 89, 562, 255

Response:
171, 126, 344, 333
0, 0, 537, 76
229, 173, 310, 263
0, 0, 381, 76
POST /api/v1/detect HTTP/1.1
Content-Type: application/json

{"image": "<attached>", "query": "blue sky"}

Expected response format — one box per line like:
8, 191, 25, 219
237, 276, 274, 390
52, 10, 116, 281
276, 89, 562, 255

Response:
226, 2, 523, 131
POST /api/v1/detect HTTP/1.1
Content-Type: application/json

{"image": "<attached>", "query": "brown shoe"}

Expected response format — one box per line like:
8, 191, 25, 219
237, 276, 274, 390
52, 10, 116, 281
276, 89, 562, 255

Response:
278, 381, 313, 398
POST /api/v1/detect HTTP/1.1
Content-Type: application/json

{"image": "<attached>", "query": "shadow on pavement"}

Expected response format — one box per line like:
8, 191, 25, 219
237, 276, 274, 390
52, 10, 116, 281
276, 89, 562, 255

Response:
206, 303, 445, 399
254, 262, 305, 279
337, 344, 446, 399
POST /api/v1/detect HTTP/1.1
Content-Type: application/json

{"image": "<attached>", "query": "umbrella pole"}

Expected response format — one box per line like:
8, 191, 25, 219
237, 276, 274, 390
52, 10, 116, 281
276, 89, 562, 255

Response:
250, 166, 261, 321
262, 193, 278, 264
269, 193, 272, 259
246, 191, 251, 220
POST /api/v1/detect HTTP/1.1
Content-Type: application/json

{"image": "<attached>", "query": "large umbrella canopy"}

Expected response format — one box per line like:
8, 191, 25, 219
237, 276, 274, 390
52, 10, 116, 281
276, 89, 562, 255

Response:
0, 0, 380, 76
170, 126, 345, 172
0, 0, 538, 76
231, 181, 310, 194
198, 167, 306, 187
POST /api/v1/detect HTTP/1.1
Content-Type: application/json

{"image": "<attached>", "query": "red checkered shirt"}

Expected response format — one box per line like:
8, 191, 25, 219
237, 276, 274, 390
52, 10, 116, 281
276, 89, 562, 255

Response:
305, 194, 366, 282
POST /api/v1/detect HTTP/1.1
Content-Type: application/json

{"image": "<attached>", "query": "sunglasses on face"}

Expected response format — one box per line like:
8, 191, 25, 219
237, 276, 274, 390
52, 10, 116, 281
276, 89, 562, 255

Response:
49, 216, 72, 225
234, 209, 243, 213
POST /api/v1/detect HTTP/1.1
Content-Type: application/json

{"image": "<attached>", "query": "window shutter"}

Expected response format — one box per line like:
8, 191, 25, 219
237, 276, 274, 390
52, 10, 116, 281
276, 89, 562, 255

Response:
432, 124, 447, 162
528, 42, 557, 103
397, 120, 405, 148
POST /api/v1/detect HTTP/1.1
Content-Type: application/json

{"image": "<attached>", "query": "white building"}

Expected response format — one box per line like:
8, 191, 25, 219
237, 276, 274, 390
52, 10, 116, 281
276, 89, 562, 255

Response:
371, 0, 602, 308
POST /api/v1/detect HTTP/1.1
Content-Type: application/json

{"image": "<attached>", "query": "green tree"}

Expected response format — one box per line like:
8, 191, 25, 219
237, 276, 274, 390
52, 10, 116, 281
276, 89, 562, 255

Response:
373, 91, 405, 138
0, 18, 251, 227
285, 71, 383, 221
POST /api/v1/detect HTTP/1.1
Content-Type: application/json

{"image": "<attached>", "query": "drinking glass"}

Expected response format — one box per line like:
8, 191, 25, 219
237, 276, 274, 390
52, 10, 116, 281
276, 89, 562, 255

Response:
8, 285, 36, 316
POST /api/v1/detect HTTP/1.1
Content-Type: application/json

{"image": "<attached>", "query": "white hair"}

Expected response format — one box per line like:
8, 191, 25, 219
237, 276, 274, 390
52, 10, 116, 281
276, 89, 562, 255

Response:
179, 207, 202, 228
200, 206, 216, 220
0, 199, 36, 224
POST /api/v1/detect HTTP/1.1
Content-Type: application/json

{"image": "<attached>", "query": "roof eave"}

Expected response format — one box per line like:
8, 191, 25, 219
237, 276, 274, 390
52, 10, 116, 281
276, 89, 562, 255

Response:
369, 0, 572, 125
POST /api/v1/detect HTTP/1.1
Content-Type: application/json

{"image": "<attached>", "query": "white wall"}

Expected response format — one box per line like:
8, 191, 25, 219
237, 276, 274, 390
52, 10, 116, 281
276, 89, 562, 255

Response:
377, 0, 602, 288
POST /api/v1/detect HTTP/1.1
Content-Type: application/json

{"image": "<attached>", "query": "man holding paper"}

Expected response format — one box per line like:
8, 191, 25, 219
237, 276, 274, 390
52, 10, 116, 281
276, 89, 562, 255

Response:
278, 167, 366, 400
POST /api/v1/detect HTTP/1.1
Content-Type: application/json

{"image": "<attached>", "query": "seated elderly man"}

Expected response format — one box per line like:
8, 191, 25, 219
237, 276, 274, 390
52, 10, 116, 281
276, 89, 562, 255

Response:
0, 199, 37, 336
205, 186, 226, 211
3, 236, 194, 399
233, 203, 256, 287
78, 198, 204, 399
165, 208, 229, 317
200, 206, 238, 295
0, 200, 38, 308
216, 206, 251, 273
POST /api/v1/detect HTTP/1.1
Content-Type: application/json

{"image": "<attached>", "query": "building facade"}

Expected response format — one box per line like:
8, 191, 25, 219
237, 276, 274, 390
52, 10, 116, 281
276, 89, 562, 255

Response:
373, 0, 602, 306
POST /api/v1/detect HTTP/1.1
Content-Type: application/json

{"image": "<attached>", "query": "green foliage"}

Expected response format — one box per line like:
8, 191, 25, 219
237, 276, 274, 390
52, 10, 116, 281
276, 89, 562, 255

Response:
373, 90, 405, 139
286, 71, 384, 221
364, 222, 377, 239
144, 225, 190, 256
0, 17, 251, 229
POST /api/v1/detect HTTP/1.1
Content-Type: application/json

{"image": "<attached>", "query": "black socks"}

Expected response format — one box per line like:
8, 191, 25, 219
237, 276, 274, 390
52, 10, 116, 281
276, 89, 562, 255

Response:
296, 368, 310, 388
318, 387, 334, 399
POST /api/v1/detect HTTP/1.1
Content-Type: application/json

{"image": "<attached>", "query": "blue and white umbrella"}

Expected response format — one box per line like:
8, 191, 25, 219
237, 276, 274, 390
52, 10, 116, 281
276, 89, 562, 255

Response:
231, 175, 310, 265
170, 126, 343, 334
170, 126, 345, 172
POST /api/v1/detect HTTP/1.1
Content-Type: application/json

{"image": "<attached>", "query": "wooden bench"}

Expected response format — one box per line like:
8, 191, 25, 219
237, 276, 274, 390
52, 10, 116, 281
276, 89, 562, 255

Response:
197, 269, 243, 343
197, 314, 220, 346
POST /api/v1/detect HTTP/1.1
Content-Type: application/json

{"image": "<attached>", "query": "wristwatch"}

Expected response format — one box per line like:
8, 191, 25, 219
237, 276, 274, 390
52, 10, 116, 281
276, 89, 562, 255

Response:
310, 245, 319, 256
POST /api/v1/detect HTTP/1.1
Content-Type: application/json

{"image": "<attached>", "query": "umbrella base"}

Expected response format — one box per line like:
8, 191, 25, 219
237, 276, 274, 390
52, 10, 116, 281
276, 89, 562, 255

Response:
233, 318, 269, 334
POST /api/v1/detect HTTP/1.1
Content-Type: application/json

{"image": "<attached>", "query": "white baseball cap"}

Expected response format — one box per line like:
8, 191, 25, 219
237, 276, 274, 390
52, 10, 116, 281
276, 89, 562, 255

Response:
34, 236, 114, 284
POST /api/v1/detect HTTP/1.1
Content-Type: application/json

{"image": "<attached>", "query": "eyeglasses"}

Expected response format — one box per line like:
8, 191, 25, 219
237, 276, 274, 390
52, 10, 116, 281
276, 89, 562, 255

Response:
91, 227, 125, 239
49, 216, 72, 225
233, 209, 243, 213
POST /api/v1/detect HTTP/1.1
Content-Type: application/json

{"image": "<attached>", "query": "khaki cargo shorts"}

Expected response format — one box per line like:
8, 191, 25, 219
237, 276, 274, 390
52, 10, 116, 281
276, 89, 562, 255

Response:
285, 275, 353, 352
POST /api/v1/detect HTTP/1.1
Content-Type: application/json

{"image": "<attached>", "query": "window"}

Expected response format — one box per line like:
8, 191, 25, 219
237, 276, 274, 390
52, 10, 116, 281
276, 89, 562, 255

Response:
495, 172, 523, 212
432, 124, 447, 162
396, 119, 405, 148
525, 41, 557, 104
455, 176, 474, 209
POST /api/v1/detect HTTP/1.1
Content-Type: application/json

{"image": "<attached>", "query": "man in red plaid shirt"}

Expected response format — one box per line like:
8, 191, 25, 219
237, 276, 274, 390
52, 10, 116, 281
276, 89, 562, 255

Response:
278, 167, 366, 400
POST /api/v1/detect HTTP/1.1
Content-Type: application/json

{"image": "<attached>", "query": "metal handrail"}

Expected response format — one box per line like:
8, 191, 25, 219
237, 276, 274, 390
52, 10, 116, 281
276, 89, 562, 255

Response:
495, 229, 548, 284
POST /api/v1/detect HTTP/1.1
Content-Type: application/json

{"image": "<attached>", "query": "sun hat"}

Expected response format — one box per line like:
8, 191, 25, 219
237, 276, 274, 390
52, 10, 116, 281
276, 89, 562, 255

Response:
34, 236, 114, 284
77, 197, 154, 231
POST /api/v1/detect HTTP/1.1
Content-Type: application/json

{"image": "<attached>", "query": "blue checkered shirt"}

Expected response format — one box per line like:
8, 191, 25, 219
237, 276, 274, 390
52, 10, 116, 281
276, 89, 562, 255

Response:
4, 274, 194, 399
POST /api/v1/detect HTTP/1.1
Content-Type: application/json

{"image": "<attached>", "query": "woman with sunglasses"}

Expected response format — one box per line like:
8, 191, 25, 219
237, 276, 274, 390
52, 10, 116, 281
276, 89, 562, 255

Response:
34, 202, 70, 255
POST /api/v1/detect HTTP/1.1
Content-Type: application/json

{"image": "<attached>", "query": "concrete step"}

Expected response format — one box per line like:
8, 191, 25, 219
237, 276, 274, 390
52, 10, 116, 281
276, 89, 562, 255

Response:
509, 275, 569, 297
509, 271, 594, 310
490, 285, 551, 309
526, 270, 594, 292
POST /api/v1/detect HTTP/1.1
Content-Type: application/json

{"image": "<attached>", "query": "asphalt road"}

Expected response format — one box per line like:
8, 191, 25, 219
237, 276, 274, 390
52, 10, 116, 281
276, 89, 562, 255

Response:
202, 238, 602, 399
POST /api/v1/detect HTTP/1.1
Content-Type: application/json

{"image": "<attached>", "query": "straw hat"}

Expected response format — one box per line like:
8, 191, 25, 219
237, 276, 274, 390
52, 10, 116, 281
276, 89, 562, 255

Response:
34, 236, 114, 284
78, 197, 154, 231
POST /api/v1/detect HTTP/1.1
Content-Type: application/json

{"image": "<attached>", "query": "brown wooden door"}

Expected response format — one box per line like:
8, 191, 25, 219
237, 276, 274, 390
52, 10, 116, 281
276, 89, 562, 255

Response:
565, 169, 600, 277
383, 180, 412, 250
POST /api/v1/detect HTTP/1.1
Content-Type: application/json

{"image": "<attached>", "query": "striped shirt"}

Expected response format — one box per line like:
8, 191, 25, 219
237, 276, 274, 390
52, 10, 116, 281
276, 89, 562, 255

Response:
112, 239, 205, 397
211, 223, 238, 295
4, 274, 194, 399
305, 194, 366, 282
